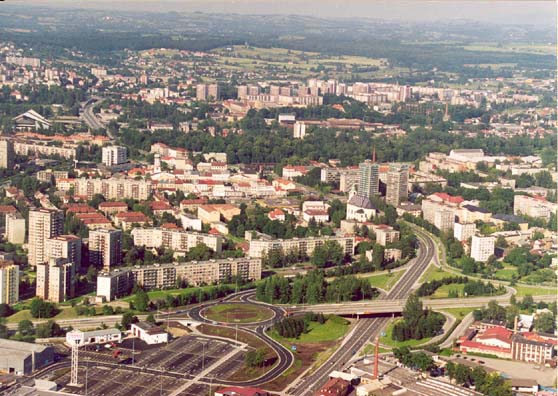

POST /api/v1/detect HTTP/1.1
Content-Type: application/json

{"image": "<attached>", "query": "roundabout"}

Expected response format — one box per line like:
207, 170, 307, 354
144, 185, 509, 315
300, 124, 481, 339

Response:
202, 302, 276, 324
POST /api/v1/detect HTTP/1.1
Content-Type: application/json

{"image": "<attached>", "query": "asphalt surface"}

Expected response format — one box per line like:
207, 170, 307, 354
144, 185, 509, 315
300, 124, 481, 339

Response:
187, 291, 295, 386
288, 229, 436, 396
81, 97, 108, 134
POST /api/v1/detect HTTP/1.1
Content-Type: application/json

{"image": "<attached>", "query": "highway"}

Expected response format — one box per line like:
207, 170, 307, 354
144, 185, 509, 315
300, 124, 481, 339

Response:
80, 97, 108, 135
287, 228, 436, 396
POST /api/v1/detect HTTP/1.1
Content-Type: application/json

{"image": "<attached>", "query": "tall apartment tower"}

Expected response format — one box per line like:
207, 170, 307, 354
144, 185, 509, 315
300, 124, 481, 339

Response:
45, 235, 82, 270
385, 165, 409, 207
358, 149, 380, 198
89, 229, 122, 270
101, 146, 127, 167
28, 208, 64, 267
0, 261, 19, 304
5, 213, 25, 244
0, 139, 14, 169
196, 84, 207, 101
36, 258, 75, 303
207, 84, 220, 100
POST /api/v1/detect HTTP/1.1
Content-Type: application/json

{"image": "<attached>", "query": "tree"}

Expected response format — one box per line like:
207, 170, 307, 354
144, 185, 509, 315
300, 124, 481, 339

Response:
245, 348, 266, 367
146, 314, 156, 324
534, 312, 556, 333
102, 305, 114, 315
36, 320, 62, 338
30, 298, 57, 318
121, 311, 138, 329
0, 318, 7, 339
134, 289, 150, 312
18, 319, 35, 336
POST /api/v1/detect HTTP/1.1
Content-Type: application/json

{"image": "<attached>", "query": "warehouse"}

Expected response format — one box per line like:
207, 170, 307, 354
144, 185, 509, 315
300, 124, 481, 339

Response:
0, 339, 55, 375
131, 322, 168, 345
65, 329, 122, 346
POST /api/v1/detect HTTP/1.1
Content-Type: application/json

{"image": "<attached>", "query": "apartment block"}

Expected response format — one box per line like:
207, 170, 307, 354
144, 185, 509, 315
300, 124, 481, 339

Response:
375, 225, 400, 246
358, 160, 379, 198
45, 235, 82, 270
5, 213, 25, 244
454, 222, 476, 242
514, 195, 558, 221
385, 164, 409, 207
248, 235, 355, 259
0, 139, 14, 169
470, 235, 495, 262
89, 229, 122, 270
28, 208, 64, 267
36, 258, 75, 303
0, 261, 19, 304
14, 142, 76, 159
74, 177, 151, 201
131, 227, 222, 254
101, 145, 127, 166
96, 258, 261, 301
511, 334, 555, 364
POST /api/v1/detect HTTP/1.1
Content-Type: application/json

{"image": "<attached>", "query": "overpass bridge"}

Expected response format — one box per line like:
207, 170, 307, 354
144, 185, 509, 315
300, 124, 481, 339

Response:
287, 294, 556, 316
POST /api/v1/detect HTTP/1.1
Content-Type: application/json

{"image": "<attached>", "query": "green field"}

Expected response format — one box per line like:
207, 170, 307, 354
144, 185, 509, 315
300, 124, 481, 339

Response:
6, 306, 103, 324
203, 303, 275, 324
379, 320, 433, 349
270, 315, 350, 344
514, 284, 556, 298
464, 43, 556, 55
441, 307, 480, 319
365, 270, 405, 291
360, 342, 390, 356
494, 267, 516, 281
419, 264, 454, 283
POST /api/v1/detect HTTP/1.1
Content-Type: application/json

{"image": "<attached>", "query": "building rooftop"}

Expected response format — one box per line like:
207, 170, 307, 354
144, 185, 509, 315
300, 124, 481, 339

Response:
348, 194, 376, 210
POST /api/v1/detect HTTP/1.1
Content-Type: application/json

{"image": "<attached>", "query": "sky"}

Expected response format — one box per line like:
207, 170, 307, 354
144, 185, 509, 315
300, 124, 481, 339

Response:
16, 0, 558, 26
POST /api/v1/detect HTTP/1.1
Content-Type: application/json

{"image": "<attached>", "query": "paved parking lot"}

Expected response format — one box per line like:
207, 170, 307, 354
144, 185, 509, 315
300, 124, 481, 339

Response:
46, 334, 248, 395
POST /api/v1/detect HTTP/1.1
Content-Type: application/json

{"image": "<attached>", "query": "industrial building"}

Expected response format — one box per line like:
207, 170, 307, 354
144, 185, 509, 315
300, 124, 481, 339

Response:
65, 329, 122, 346
0, 339, 55, 375
131, 322, 168, 345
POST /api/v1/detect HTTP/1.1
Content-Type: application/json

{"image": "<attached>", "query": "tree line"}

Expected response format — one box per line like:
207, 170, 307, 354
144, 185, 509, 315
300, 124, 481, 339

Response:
255, 271, 378, 305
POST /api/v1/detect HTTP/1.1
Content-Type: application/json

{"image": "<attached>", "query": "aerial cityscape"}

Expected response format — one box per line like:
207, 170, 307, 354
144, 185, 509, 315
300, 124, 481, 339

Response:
0, 1, 556, 396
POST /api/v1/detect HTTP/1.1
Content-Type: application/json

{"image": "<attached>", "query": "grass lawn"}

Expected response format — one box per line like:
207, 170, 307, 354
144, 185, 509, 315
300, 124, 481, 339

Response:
379, 320, 433, 349
365, 270, 405, 291
514, 284, 557, 297
441, 307, 480, 320
431, 284, 466, 299
122, 284, 237, 302
360, 342, 390, 355
419, 264, 454, 283
270, 315, 350, 344
494, 267, 516, 281
6, 309, 33, 324
203, 303, 275, 324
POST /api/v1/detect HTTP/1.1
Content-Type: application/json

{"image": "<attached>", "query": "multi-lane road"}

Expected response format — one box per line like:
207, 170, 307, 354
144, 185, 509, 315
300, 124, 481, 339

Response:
287, 229, 436, 396
80, 97, 108, 135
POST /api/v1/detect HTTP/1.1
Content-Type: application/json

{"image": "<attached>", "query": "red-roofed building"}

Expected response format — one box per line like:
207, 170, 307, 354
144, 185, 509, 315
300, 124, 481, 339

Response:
303, 209, 329, 224
180, 198, 208, 211
150, 201, 173, 216
268, 208, 286, 222
313, 377, 351, 396
114, 211, 151, 230
65, 204, 96, 214
0, 205, 17, 215
431, 192, 464, 205
75, 212, 112, 230
99, 201, 129, 215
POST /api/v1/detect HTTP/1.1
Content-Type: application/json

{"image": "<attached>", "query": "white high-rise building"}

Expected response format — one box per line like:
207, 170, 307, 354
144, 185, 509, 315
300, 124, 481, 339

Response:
28, 208, 64, 267
454, 222, 476, 242
0, 261, 19, 304
45, 235, 82, 270
88, 229, 122, 270
101, 146, 127, 167
358, 160, 379, 198
0, 139, 14, 169
470, 235, 495, 262
385, 165, 409, 206
36, 258, 75, 303
5, 213, 25, 244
